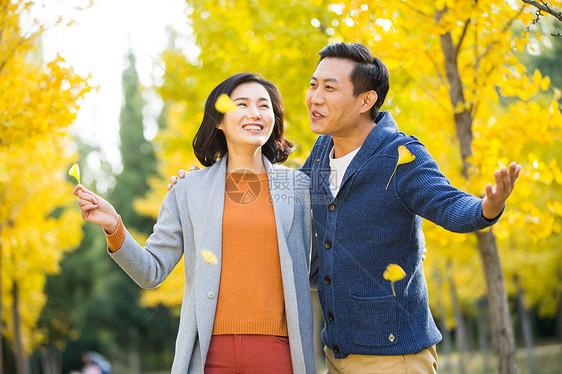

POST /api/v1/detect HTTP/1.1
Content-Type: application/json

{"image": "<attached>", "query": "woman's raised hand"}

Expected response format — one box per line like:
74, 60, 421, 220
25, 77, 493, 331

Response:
73, 184, 120, 234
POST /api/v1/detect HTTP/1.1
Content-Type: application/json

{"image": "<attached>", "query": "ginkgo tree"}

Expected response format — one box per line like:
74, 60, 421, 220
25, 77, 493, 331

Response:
0, 1, 94, 371
138, 1, 561, 374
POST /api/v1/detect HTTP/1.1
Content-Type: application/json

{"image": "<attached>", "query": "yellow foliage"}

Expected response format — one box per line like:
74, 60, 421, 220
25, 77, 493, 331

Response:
137, 0, 562, 320
0, 1, 94, 354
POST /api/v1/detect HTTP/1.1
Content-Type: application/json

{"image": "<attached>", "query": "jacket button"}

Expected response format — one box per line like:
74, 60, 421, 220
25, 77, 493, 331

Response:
328, 203, 336, 211
333, 345, 340, 353
207, 291, 215, 299
327, 313, 334, 321
324, 241, 332, 249
324, 276, 331, 285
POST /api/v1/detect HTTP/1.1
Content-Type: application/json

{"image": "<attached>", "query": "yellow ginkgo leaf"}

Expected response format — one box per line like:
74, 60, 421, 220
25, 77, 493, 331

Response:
385, 145, 415, 190
397, 145, 416, 166
383, 264, 406, 297
215, 94, 237, 113
68, 163, 80, 184
201, 249, 218, 265
0, 161, 9, 182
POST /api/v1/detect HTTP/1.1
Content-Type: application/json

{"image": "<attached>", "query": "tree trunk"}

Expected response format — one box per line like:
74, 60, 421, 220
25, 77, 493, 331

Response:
128, 328, 140, 374
476, 230, 517, 374
439, 318, 454, 371
440, 30, 518, 374
558, 292, 562, 346
476, 298, 492, 373
12, 282, 27, 374
515, 277, 535, 374
0, 237, 3, 374
449, 274, 467, 374
39, 345, 61, 374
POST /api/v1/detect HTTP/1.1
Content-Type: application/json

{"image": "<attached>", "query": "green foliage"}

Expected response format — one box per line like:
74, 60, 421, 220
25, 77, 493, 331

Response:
111, 51, 157, 231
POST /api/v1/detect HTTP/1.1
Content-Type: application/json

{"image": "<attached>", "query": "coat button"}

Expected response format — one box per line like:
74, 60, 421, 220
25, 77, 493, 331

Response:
328, 203, 336, 211
207, 291, 215, 299
333, 345, 340, 353
324, 276, 331, 285
327, 313, 334, 321
324, 241, 332, 249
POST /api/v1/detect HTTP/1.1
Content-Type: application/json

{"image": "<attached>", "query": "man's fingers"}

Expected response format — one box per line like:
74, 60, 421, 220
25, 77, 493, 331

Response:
498, 166, 509, 195
485, 182, 493, 198
188, 166, 199, 172
170, 176, 177, 184
509, 162, 521, 184
179, 169, 188, 177
167, 183, 172, 191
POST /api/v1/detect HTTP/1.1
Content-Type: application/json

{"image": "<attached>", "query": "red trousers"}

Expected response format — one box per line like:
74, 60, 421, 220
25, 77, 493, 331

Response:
204, 334, 293, 373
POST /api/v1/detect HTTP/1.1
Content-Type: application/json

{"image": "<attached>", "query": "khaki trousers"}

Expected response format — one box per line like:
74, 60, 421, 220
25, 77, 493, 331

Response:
324, 345, 438, 374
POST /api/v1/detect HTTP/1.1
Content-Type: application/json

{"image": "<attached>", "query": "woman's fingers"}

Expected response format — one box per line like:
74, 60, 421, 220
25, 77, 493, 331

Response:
72, 184, 82, 197
74, 185, 98, 205
78, 197, 97, 208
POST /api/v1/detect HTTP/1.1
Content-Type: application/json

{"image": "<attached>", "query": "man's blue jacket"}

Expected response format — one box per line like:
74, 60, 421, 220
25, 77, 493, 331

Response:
301, 111, 499, 358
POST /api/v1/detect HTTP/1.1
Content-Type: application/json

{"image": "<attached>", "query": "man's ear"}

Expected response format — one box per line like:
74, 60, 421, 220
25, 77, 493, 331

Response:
360, 91, 378, 114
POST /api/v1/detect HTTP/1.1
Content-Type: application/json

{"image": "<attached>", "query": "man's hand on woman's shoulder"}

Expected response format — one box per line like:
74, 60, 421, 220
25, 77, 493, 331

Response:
167, 166, 199, 191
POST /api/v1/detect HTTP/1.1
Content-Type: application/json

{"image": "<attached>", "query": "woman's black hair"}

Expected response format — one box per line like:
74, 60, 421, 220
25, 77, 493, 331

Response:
193, 73, 294, 167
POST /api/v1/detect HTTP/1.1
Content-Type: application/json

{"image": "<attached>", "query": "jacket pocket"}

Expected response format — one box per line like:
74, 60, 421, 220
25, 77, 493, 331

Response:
350, 294, 400, 347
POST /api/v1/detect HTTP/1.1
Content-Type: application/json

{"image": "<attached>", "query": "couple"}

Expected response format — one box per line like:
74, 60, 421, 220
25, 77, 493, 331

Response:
73, 42, 520, 374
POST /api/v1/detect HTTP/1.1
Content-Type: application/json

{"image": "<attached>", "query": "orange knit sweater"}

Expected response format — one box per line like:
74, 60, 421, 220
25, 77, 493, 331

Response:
213, 172, 287, 336
104, 171, 287, 337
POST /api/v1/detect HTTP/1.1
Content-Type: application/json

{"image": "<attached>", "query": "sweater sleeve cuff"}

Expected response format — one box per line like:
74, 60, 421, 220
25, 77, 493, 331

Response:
480, 204, 504, 225
104, 216, 125, 253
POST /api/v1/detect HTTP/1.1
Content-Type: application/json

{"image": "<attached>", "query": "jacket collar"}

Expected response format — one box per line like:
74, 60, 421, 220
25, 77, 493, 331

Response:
320, 111, 399, 198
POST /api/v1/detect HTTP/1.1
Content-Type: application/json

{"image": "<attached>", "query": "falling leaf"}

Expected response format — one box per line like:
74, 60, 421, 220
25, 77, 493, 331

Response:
0, 161, 9, 182
68, 163, 80, 184
383, 263, 406, 296
201, 249, 218, 265
385, 145, 415, 190
215, 94, 237, 113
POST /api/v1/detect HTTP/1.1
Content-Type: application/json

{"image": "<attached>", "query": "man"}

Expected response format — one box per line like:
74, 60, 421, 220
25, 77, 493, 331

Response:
300, 42, 519, 373
169, 42, 520, 373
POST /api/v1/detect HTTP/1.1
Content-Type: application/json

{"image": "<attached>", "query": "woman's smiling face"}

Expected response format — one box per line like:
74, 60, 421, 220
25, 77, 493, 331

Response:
218, 82, 275, 153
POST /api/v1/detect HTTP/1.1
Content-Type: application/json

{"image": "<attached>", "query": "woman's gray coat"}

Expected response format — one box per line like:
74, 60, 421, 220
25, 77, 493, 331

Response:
109, 156, 316, 373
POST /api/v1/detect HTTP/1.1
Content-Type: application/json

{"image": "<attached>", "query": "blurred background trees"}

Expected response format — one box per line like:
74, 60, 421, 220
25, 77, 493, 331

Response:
2, 0, 561, 373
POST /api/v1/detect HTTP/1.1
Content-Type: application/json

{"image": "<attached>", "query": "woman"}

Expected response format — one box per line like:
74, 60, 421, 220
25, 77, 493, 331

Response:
73, 73, 316, 373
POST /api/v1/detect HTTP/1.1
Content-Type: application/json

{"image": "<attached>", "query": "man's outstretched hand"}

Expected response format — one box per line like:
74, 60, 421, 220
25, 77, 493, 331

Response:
481, 162, 521, 220
167, 166, 199, 191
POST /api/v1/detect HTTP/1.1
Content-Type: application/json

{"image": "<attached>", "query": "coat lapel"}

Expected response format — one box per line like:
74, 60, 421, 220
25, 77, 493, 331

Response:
190, 157, 227, 363
265, 157, 294, 239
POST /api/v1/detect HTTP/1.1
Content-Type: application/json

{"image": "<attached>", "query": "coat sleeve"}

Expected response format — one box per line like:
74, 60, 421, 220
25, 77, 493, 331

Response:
108, 184, 186, 289
393, 140, 500, 233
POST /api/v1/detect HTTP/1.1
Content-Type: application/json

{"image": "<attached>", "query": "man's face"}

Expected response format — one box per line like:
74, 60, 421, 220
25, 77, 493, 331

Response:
306, 58, 365, 137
